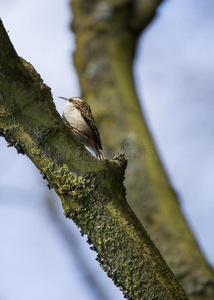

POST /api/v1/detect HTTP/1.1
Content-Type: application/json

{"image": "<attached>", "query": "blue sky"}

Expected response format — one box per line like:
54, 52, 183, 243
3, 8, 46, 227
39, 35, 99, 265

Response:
0, 0, 214, 299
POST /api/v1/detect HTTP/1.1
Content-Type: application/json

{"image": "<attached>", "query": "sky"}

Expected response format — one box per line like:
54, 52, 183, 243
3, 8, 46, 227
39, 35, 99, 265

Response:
136, 0, 214, 265
0, 0, 214, 299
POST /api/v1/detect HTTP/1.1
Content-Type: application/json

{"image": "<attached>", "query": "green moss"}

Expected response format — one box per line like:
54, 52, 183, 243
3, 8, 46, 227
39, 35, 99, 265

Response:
10, 123, 20, 130
30, 148, 41, 155
0, 127, 25, 154
19, 57, 43, 84
41, 163, 97, 200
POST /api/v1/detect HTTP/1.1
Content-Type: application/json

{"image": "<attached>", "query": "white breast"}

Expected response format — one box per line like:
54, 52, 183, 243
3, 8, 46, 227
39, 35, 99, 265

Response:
63, 101, 89, 133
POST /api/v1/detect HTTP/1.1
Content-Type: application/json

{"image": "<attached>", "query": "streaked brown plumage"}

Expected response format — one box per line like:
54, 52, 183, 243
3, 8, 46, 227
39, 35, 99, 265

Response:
60, 97, 105, 160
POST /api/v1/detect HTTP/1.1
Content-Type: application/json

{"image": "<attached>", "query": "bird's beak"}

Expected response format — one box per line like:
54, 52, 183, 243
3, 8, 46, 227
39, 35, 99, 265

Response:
59, 96, 68, 101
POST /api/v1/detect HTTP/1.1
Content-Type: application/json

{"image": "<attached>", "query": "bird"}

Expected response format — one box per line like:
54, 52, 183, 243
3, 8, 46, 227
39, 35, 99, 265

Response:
60, 96, 105, 160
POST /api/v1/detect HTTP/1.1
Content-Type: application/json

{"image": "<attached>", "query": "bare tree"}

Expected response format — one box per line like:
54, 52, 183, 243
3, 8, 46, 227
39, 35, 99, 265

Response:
70, 0, 214, 299
0, 18, 188, 300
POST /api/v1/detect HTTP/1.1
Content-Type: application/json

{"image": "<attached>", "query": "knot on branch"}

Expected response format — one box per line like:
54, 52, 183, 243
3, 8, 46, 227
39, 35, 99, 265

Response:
113, 152, 127, 169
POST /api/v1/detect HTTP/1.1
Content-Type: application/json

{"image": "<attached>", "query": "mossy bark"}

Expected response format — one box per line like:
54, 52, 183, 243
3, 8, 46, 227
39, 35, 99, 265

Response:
70, 1, 214, 299
0, 19, 189, 300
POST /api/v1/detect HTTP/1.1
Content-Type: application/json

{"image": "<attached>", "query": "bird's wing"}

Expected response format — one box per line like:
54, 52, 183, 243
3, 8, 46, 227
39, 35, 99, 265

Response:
74, 100, 103, 151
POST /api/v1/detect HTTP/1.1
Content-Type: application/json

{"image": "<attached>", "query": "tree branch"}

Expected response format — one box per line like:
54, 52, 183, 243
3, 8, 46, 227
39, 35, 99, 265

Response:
0, 19, 188, 299
131, 0, 165, 31
70, 1, 214, 298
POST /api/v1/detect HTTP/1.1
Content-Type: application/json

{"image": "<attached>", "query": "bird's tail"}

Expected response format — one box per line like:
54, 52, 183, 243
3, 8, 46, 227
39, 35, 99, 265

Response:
96, 148, 106, 160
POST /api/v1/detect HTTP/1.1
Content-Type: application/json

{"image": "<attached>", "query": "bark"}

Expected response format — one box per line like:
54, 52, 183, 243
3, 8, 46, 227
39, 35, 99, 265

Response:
45, 195, 110, 300
70, 0, 214, 299
0, 18, 188, 300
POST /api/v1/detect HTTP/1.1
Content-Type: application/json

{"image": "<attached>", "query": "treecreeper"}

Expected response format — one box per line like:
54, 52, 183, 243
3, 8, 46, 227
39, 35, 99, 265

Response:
60, 97, 105, 160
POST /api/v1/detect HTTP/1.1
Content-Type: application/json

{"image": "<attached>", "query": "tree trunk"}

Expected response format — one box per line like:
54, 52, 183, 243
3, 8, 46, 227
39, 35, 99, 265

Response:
70, 1, 214, 299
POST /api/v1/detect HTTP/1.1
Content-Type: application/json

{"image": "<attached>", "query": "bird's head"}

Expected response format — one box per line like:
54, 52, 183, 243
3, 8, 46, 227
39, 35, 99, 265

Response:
59, 96, 84, 103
